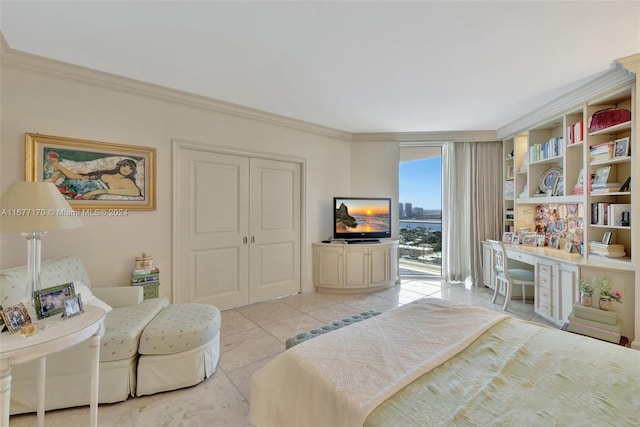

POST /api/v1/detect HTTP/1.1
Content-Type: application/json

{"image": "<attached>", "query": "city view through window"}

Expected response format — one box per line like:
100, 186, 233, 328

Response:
399, 147, 442, 276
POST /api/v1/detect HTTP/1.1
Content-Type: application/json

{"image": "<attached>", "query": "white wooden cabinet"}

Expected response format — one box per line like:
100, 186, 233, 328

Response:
534, 258, 579, 325
313, 241, 399, 293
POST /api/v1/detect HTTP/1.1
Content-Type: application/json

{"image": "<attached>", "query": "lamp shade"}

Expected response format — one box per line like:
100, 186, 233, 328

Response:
0, 181, 83, 232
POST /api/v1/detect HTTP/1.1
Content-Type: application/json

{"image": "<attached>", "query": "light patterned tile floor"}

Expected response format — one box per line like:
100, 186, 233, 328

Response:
9, 279, 557, 427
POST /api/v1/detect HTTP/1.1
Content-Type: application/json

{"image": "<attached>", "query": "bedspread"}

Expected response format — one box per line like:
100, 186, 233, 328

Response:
250, 298, 508, 427
365, 316, 640, 426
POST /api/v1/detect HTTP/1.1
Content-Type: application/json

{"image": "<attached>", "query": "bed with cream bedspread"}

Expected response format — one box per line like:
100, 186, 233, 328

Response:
250, 298, 640, 427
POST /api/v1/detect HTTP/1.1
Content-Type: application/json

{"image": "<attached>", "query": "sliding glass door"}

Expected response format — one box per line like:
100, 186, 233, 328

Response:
398, 145, 443, 277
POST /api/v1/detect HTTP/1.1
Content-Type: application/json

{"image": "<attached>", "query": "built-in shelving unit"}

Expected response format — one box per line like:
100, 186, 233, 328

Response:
502, 84, 635, 269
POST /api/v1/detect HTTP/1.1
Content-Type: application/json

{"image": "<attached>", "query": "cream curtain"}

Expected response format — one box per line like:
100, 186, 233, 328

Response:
443, 141, 503, 284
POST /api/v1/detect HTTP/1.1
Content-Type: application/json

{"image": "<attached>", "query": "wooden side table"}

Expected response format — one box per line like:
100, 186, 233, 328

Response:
0, 305, 105, 427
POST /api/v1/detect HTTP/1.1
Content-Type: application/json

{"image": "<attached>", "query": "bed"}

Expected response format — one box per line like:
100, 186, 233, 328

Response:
250, 298, 640, 427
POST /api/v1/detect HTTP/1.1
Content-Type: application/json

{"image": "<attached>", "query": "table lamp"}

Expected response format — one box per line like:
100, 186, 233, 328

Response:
0, 181, 83, 307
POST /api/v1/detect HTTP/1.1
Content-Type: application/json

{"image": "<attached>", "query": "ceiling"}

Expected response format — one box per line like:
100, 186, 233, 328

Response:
1, 1, 639, 134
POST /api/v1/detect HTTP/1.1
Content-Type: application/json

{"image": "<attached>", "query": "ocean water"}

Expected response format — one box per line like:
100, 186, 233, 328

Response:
399, 221, 442, 233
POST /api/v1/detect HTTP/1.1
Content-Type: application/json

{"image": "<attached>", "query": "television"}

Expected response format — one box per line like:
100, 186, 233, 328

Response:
333, 197, 392, 242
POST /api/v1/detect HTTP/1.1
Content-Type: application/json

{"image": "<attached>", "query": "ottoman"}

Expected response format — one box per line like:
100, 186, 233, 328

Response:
136, 303, 221, 396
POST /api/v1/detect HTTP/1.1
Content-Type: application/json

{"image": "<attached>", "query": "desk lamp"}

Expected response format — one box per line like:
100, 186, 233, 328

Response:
0, 181, 83, 307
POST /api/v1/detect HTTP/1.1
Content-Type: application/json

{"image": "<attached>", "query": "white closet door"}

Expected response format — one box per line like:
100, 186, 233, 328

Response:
249, 157, 301, 303
176, 148, 250, 310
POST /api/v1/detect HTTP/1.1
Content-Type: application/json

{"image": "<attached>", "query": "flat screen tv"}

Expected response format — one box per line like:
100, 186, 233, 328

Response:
333, 197, 391, 242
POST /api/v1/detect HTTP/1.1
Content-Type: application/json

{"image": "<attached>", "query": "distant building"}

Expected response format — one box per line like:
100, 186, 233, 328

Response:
414, 207, 424, 217
398, 203, 404, 218
404, 203, 412, 218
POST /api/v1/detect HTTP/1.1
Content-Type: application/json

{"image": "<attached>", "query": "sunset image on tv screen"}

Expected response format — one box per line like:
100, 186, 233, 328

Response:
335, 199, 390, 233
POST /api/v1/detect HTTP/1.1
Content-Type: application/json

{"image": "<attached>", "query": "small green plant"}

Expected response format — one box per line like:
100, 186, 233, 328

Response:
578, 278, 593, 296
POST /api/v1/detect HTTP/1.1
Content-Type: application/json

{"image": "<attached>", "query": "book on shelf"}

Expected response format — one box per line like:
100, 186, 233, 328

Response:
589, 251, 626, 258
567, 120, 584, 145
588, 241, 624, 250
131, 267, 160, 285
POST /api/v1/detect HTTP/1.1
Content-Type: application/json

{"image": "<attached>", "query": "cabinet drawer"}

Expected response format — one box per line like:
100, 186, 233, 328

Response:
509, 251, 535, 265
536, 300, 553, 318
537, 287, 553, 306
537, 264, 553, 291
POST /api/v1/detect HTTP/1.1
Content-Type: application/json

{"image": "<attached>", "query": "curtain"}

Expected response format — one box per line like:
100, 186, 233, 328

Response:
443, 141, 503, 284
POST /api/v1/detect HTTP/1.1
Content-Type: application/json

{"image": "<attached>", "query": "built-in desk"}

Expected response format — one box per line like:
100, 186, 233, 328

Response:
482, 242, 635, 341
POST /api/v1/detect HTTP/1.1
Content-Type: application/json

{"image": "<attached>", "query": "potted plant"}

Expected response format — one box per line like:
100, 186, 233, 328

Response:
597, 278, 622, 311
578, 278, 593, 307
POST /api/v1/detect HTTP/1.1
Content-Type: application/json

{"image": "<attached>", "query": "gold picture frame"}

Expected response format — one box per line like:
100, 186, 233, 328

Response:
0, 303, 33, 334
26, 133, 156, 210
34, 282, 76, 319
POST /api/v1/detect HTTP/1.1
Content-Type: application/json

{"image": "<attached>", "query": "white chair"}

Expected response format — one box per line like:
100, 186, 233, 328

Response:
488, 239, 535, 311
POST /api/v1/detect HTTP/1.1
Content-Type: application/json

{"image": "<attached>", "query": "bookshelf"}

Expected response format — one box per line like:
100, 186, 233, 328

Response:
503, 83, 635, 268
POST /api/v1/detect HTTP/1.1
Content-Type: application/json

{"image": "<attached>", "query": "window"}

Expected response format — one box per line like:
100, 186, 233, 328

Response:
399, 145, 443, 277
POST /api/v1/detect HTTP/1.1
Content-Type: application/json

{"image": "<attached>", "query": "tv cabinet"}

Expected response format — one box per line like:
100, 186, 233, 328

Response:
312, 240, 399, 293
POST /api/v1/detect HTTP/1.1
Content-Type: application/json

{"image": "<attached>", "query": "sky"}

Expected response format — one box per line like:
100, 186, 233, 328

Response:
399, 156, 442, 211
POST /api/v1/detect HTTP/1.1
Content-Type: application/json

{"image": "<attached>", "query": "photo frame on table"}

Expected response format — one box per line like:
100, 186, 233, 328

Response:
549, 233, 561, 249
502, 232, 513, 243
511, 235, 520, 245
0, 303, 32, 334
25, 133, 156, 210
522, 234, 537, 247
63, 294, 84, 319
613, 137, 630, 158
34, 282, 76, 320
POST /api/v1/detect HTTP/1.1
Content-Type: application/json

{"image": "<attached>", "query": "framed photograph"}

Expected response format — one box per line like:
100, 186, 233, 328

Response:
593, 166, 611, 186
0, 303, 32, 334
63, 295, 84, 319
563, 241, 573, 253
506, 165, 515, 180
536, 235, 546, 247
602, 231, 612, 245
553, 176, 564, 196
34, 282, 76, 320
511, 235, 520, 245
522, 234, 537, 247
613, 137, 630, 158
26, 133, 156, 210
549, 233, 561, 249
502, 232, 513, 243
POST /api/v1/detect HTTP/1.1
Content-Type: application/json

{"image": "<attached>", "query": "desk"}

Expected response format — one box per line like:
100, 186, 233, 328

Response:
0, 305, 104, 427
482, 241, 635, 340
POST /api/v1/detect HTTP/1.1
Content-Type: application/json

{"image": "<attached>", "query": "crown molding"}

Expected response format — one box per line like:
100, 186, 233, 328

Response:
496, 65, 635, 139
616, 52, 640, 75
0, 36, 352, 142
351, 130, 498, 143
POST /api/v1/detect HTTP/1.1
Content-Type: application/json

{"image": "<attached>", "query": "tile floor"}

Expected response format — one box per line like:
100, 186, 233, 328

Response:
9, 278, 558, 427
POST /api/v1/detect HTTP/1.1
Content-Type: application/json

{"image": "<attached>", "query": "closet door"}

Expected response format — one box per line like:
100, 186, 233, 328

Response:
249, 158, 301, 303
176, 148, 250, 310
175, 144, 301, 310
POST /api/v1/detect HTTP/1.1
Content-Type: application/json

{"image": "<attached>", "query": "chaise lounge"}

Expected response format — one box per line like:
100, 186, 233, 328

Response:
0, 255, 220, 415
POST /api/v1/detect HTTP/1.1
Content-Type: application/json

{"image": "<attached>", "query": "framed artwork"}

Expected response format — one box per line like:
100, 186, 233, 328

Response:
506, 165, 515, 180
502, 232, 513, 243
63, 294, 84, 319
34, 282, 76, 319
26, 133, 156, 210
593, 166, 611, 186
538, 167, 562, 194
613, 137, 630, 158
549, 233, 561, 249
0, 303, 32, 334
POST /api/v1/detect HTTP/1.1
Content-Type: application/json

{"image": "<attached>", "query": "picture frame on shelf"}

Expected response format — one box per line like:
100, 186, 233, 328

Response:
602, 231, 612, 245
593, 166, 611, 186
613, 137, 630, 158
552, 176, 564, 196
63, 294, 84, 319
26, 133, 157, 210
506, 165, 515, 180
0, 303, 32, 334
619, 176, 631, 192
34, 282, 76, 319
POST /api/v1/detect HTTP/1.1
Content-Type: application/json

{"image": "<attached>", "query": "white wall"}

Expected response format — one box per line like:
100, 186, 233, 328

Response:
0, 47, 352, 297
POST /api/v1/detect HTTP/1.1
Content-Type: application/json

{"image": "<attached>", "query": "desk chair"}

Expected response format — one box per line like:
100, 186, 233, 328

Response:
488, 240, 535, 311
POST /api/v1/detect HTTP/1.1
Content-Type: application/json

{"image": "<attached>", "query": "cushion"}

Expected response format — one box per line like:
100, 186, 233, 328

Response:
507, 268, 535, 282
73, 281, 112, 313
139, 303, 221, 356
100, 297, 169, 362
